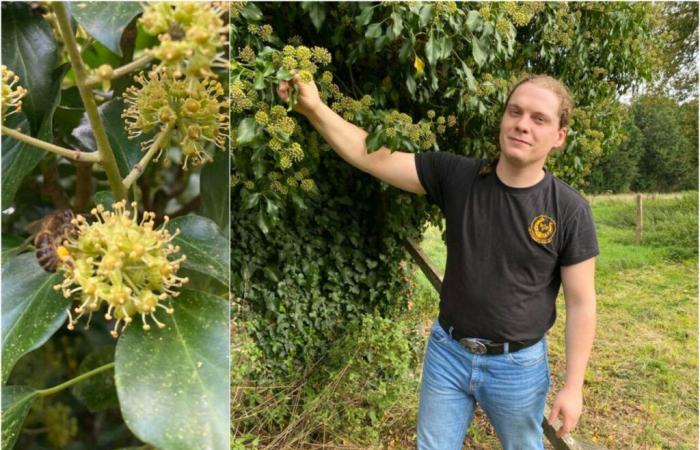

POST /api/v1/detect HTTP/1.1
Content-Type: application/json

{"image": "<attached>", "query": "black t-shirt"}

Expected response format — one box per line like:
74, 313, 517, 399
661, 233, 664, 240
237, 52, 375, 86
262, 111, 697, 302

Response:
415, 152, 599, 342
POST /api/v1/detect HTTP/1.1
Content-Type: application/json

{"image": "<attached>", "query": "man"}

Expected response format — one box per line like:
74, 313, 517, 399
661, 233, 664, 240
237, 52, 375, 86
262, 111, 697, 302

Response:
278, 73, 598, 450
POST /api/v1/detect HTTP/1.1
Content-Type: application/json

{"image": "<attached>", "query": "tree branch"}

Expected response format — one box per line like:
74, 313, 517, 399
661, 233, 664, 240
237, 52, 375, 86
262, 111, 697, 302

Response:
1, 125, 101, 162
122, 122, 174, 189
84, 53, 155, 88
53, 3, 127, 200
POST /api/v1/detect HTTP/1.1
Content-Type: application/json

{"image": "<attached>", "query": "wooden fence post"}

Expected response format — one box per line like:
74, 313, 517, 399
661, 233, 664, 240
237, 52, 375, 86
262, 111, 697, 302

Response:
636, 194, 643, 244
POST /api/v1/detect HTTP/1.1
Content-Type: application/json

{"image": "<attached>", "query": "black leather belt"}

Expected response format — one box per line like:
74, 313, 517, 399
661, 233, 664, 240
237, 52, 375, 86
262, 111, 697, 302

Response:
438, 317, 541, 355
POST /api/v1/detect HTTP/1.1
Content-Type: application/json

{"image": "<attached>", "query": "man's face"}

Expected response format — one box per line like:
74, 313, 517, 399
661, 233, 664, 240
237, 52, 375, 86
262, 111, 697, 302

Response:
498, 82, 568, 168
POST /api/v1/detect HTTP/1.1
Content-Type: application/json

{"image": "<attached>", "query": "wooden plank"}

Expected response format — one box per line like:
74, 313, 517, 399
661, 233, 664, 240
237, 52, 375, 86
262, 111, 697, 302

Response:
403, 239, 608, 450
402, 239, 443, 292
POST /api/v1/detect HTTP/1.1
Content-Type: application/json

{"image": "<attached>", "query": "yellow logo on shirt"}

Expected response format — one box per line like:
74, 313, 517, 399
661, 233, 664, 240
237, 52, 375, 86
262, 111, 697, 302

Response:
529, 214, 556, 244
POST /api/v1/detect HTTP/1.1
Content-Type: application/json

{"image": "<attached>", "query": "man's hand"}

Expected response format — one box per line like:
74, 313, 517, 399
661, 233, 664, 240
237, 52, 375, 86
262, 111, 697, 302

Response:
277, 74, 322, 117
548, 385, 583, 438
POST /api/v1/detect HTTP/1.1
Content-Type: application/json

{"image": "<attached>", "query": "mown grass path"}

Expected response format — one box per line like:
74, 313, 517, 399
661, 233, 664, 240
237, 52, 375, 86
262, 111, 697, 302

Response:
411, 192, 698, 449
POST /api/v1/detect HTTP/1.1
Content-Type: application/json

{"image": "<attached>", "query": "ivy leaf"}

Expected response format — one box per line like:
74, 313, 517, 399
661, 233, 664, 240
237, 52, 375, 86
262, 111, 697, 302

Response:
1, 3, 58, 134
66, 2, 143, 56
366, 129, 384, 152
303, 2, 327, 32
390, 12, 404, 38
414, 54, 425, 77
399, 40, 412, 63
466, 10, 482, 32
425, 33, 438, 66
471, 36, 487, 67
167, 215, 228, 287
199, 150, 230, 232
1, 235, 25, 265
72, 98, 143, 178
1, 385, 39, 450
406, 73, 417, 96
2, 64, 68, 209
116, 290, 228, 450
356, 5, 374, 27
94, 190, 116, 208
236, 118, 258, 146
256, 209, 270, 234
365, 23, 383, 39
1, 253, 67, 384
241, 3, 263, 21
71, 346, 118, 412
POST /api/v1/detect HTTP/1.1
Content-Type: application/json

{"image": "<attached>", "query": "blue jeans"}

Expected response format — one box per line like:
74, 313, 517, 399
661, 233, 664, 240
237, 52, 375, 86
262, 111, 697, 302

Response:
417, 320, 550, 450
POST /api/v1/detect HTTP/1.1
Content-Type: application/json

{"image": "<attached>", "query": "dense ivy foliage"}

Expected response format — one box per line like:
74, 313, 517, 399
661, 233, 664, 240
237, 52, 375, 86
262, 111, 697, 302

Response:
231, 0, 664, 373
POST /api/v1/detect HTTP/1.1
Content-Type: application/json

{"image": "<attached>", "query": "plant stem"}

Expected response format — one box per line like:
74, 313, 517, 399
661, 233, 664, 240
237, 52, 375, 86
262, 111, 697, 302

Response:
84, 53, 155, 88
37, 362, 115, 397
53, 3, 127, 200
1, 125, 101, 163
122, 122, 174, 189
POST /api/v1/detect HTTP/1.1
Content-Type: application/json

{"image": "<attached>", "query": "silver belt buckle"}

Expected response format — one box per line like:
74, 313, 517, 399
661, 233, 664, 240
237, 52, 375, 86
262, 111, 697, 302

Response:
459, 338, 487, 354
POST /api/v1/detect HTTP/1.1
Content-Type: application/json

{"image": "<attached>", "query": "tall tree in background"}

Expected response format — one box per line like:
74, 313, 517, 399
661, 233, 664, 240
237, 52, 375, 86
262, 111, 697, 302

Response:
652, 2, 698, 102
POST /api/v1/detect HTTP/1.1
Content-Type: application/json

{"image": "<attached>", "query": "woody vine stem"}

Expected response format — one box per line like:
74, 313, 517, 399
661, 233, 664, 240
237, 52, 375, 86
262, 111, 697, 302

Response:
53, 3, 127, 200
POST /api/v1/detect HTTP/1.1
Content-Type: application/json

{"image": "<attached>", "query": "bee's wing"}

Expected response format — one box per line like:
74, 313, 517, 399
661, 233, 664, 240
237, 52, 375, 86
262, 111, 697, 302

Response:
24, 217, 45, 236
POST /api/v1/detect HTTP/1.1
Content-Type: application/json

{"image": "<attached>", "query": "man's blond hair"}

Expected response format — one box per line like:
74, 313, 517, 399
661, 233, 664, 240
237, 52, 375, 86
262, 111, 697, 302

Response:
505, 74, 575, 129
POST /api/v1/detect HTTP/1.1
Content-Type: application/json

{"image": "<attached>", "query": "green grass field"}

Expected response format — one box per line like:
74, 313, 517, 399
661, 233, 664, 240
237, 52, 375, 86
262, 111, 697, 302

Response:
404, 191, 698, 449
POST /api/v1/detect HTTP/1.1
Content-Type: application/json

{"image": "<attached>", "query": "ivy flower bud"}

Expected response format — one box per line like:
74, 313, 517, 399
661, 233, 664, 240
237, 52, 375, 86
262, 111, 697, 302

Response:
123, 69, 228, 169
53, 201, 189, 338
1, 65, 27, 120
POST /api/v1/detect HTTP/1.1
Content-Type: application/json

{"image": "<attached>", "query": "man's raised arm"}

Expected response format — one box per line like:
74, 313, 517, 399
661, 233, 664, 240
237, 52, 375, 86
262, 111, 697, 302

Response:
277, 75, 425, 195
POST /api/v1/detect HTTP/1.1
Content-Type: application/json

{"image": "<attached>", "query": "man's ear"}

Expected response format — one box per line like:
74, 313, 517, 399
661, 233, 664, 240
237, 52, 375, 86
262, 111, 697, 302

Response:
555, 127, 568, 148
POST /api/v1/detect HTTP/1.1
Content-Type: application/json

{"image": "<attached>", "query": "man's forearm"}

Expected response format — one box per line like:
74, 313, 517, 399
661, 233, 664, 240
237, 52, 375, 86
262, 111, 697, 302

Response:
303, 102, 374, 173
563, 298, 596, 390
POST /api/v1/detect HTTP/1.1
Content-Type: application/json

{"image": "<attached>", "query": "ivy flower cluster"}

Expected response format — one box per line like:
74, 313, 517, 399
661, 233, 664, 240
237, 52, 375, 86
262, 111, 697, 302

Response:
123, 69, 228, 169
382, 110, 436, 150
53, 201, 189, 338
274, 44, 332, 83
140, 2, 227, 79
1, 65, 27, 120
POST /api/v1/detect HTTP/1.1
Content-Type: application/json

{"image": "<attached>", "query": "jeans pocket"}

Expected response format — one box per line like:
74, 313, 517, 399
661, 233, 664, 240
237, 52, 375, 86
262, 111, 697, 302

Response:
506, 339, 545, 367
429, 321, 449, 344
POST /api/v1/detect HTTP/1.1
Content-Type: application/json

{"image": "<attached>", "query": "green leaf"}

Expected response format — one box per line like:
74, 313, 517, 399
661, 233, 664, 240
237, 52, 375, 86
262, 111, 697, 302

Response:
167, 215, 228, 287
243, 192, 261, 211
115, 290, 228, 450
2, 385, 39, 450
72, 98, 143, 178
471, 36, 487, 67
390, 12, 404, 38
256, 209, 269, 234
199, 150, 230, 232
365, 23, 383, 39
425, 32, 438, 66
2, 64, 68, 209
399, 40, 412, 63
1, 253, 67, 384
1, 3, 58, 133
304, 2, 327, 32
356, 5, 374, 27
418, 3, 434, 28
466, 10, 482, 32
94, 190, 116, 208
1, 235, 25, 265
67, 2, 143, 56
406, 74, 417, 97
241, 3, 263, 21
236, 118, 258, 146
71, 346, 118, 412
366, 129, 384, 152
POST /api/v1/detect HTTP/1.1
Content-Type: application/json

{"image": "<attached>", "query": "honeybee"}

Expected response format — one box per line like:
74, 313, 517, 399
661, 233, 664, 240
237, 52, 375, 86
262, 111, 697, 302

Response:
26, 210, 76, 273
